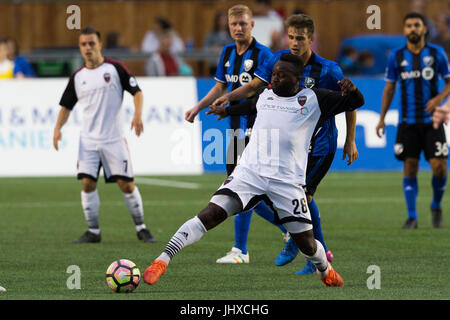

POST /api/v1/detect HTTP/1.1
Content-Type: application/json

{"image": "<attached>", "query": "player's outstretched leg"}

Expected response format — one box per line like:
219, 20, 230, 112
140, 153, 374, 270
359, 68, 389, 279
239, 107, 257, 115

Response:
291, 230, 343, 287
144, 203, 228, 285
74, 178, 101, 243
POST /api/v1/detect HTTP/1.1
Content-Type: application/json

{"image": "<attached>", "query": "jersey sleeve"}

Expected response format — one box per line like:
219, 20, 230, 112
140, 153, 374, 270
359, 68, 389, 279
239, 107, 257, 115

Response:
436, 47, 450, 79
59, 75, 78, 110
384, 51, 398, 83
225, 86, 267, 116
325, 63, 344, 91
214, 46, 228, 84
314, 87, 365, 120
112, 61, 141, 95
254, 53, 278, 84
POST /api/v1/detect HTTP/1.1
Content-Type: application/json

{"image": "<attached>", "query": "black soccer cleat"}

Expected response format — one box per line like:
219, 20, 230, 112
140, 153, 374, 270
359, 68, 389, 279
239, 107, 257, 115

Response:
402, 217, 418, 229
72, 230, 101, 244
137, 229, 156, 243
431, 207, 443, 228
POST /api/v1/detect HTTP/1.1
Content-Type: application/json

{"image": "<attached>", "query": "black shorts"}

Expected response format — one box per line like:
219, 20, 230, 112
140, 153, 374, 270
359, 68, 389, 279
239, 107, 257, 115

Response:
394, 123, 448, 161
304, 153, 335, 197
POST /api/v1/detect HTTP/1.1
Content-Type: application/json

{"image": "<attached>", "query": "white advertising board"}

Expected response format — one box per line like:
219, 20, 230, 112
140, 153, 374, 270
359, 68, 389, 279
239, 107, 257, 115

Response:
0, 77, 203, 177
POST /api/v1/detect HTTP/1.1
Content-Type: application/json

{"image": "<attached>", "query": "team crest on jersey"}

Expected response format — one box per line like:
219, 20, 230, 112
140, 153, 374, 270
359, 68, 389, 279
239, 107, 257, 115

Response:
244, 59, 254, 72
423, 56, 434, 67
304, 77, 315, 88
103, 73, 111, 83
298, 95, 307, 106
224, 176, 233, 185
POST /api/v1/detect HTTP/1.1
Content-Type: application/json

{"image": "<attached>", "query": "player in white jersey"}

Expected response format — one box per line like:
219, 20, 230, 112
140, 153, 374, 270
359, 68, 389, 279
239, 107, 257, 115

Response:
143, 53, 364, 287
53, 27, 156, 243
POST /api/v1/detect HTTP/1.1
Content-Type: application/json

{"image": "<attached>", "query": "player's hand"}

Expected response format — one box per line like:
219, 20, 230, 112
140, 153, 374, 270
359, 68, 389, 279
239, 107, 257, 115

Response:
212, 95, 230, 108
425, 96, 442, 113
433, 106, 450, 129
343, 140, 359, 165
206, 105, 228, 120
337, 78, 356, 96
131, 116, 143, 137
185, 106, 199, 123
53, 128, 62, 151
375, 120, 385, 138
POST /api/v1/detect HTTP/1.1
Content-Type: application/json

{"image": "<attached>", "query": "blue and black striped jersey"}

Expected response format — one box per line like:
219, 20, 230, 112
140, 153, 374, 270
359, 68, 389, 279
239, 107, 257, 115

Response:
214, 37, 273, 133
385, 43, 450, 124
254, 50, 344, 156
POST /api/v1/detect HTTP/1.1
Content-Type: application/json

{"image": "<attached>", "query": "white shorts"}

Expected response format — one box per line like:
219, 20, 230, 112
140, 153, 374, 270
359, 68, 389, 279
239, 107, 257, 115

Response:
77, 137, 134, 183
211, 166, 312, 234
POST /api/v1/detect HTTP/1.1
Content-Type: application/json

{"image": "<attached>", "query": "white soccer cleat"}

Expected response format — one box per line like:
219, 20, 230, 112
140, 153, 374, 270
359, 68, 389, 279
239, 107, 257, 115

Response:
0, 285, 6, 292
216, 247, 249, 264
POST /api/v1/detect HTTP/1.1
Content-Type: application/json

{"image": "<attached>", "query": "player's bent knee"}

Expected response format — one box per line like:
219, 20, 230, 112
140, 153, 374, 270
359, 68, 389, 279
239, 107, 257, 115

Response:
197, 203, 228, 230
291, 229, 316, 256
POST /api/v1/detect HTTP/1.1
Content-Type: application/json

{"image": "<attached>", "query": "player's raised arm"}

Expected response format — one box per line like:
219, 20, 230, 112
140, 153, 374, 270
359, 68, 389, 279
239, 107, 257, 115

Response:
314, 79, 364, 120
185, 82, 227, 123
53, 106, 71, 151
212, 77, 265, 108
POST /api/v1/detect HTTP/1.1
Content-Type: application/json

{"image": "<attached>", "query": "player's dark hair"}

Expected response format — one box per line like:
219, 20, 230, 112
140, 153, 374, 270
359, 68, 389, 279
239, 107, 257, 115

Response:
403, 12, 427, 26
279, 53, 304, 77
285, 14, 314, 37
80, 26, 101, 41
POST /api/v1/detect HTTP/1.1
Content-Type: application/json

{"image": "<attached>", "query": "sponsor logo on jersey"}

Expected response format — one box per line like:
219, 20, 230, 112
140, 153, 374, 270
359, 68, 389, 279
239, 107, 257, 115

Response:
400, 59, 409, 67
400, 70, 421, 80
298, 95, 307, 106
244, 59, 253, 72
225, 74, 239, 83
422, 67, 434, 80
103, 73, 111, 83
225, 61, 230, 67
239, 72, 252, 85
299, 106, 310, 116
304, 77, 315, 88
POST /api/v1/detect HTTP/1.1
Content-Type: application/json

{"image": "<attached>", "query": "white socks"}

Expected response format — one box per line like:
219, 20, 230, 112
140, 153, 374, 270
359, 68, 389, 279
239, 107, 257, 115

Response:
123, 186, 146, 232
81, 189, 100, 233
157, 216, 207, 264
300, 239, 329, 277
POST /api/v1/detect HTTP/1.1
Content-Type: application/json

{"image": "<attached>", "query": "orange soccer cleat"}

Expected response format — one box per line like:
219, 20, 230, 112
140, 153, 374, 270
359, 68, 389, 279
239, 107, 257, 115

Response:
319, 262, 344, 287
143, 260, 167, 285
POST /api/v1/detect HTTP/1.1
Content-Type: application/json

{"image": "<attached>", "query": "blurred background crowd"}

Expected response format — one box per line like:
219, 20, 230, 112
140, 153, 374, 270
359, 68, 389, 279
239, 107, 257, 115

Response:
0, 0, 448, 79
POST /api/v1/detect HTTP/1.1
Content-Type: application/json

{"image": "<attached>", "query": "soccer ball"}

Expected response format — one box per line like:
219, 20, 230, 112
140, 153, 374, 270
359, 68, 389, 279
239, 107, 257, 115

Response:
105, 259, 141, 293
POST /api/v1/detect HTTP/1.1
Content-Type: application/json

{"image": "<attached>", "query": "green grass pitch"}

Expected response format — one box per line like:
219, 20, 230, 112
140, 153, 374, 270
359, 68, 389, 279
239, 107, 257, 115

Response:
0, 171, 449, 300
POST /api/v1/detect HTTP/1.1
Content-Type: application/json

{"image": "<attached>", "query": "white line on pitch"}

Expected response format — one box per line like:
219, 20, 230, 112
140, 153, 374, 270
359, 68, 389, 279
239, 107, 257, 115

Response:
135, 177, 201, 189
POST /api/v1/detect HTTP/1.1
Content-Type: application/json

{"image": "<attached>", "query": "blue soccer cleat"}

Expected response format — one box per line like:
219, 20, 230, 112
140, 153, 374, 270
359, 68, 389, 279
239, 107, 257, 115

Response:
275, 236, 299, 266
295, 259, 316, 275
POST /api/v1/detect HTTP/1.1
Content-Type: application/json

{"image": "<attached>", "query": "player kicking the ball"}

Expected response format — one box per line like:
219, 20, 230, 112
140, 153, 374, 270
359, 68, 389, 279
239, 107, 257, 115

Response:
53, 27, 156, 243
144, 53, 364, 287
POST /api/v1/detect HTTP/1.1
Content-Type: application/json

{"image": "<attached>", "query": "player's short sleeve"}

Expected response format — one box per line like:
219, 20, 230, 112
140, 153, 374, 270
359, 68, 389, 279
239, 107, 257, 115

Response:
214, 46, 228, 84
436, 47, 450, 79
254, 53, 278, 84
384, 51, 398, 83
327, 62, 344, 91
112, 61, 141, 95
59, 75, 78, 110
